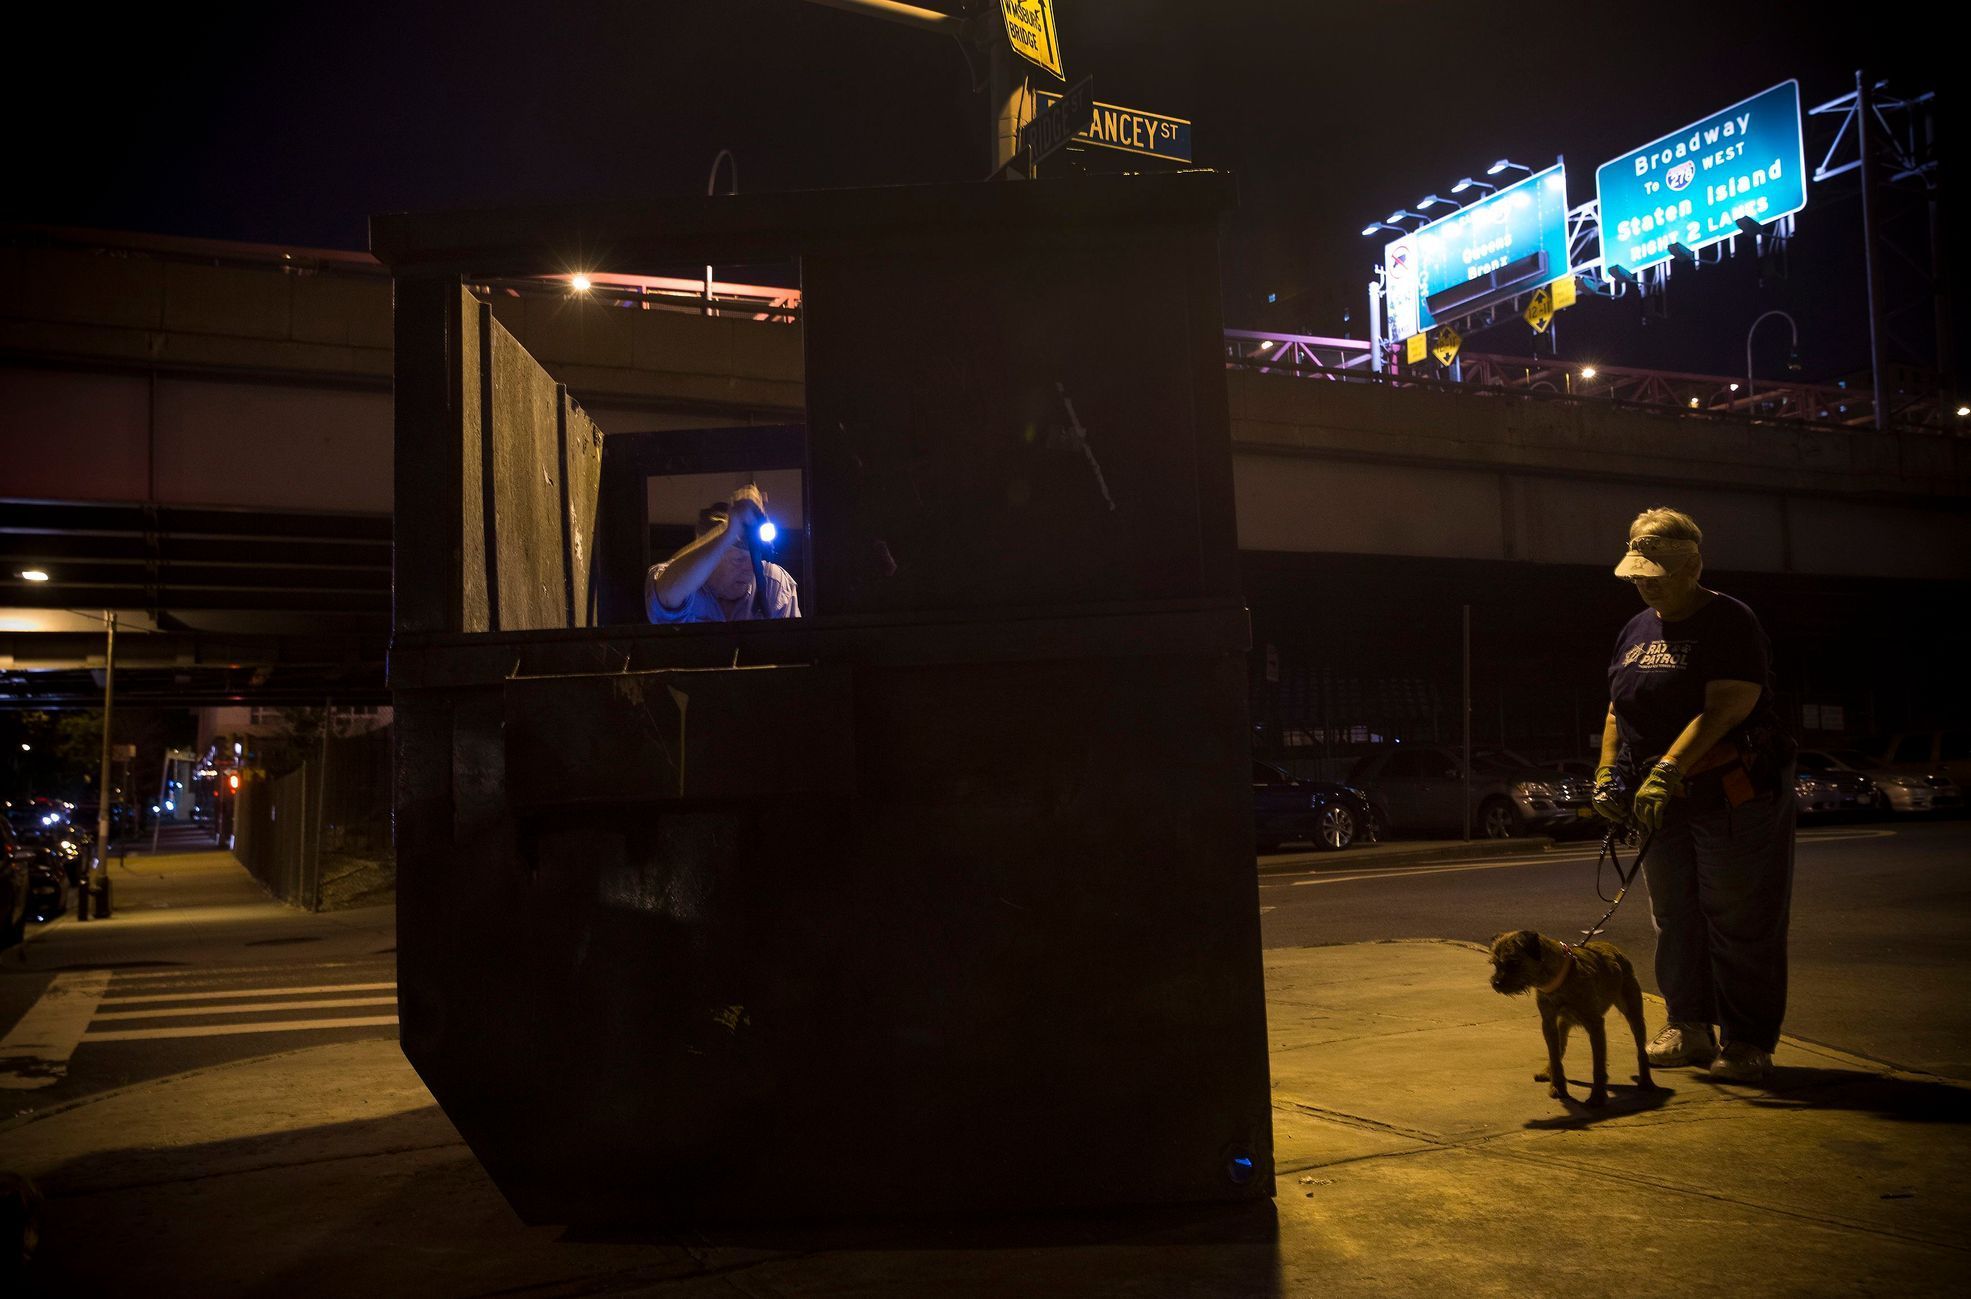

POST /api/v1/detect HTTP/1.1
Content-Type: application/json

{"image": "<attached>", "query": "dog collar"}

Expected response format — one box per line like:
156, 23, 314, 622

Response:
1535, 949, 1575, 995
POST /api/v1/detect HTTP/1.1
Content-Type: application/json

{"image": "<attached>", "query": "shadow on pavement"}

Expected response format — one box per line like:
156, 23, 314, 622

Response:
1521, 1080, 1676, 1129
1735, 1067, 1971, 1122
21, 1106, 1286, 1298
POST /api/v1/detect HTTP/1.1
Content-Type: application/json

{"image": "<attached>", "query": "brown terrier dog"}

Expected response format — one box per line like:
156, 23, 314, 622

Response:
1488, 930, 1653, 1107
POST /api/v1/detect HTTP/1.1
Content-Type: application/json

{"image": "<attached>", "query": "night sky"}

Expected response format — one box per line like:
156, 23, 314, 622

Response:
9, 2, 1957, 384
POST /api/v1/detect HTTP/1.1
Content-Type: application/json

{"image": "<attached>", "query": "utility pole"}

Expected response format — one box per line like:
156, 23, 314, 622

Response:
89, 610, 116, 918
1856, 70, 1892, 430
1461, 604, 1472, 843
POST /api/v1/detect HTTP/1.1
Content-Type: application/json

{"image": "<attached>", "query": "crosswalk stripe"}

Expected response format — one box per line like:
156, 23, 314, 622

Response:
110, 960, 394, 984
102, 981, 397, 1006
0, 971, 114, 1090
84, 1015, 400, 1043
93, 997, 398, 1022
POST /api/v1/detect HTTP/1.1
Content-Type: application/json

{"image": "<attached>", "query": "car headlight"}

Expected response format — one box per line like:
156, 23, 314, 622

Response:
1514, 781, 1555, 799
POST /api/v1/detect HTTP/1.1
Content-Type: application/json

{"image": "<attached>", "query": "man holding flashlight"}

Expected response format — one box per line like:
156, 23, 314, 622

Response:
645, 484, 800, 623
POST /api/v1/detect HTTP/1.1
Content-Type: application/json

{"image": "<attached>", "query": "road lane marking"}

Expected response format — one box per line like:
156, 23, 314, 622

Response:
1261, 853, 1602, 886
93, 997, 398, 1022
0, 971, 113, 1089
1289, 857, 1621, 886
1263, 825, 1899, 890
101, 981, 397, 1006
84, 1015, 400, 1043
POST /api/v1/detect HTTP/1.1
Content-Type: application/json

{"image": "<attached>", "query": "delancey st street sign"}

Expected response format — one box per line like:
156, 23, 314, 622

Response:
1034, 92, 1192, 164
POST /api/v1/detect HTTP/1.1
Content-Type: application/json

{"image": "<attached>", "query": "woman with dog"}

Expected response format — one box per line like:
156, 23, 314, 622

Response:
1592, 507, 1796, 1084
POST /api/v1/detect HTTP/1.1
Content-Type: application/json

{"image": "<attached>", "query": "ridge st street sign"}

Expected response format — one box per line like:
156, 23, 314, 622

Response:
1596, 80, 1807, 277
1019, 75, 1094, 170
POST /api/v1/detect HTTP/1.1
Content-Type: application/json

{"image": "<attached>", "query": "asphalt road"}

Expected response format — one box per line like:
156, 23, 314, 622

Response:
1259, 817, 1971, 1080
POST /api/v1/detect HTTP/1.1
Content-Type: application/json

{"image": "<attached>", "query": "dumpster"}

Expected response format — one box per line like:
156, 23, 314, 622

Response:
372, 172, 1272, 1225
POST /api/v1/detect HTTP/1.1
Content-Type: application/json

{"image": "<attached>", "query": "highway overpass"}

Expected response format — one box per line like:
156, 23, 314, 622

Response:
5, 226, 1967, 746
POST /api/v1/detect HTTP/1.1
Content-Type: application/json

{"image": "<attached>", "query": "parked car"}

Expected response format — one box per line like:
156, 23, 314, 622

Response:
1796, 748, 1941, 814
0, 819, 32, 948
1344, 746, 1595, 839
1788, 752, 1880, 815
1873, 731, 1967, 808
1792, 771, 1845, 817
5, 808, 89, 896
1252, 760, 1381, 852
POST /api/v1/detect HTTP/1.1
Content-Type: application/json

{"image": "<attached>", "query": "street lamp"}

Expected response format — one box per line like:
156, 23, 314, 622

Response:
19, 569, 49, 582
1581, 366, 1599, 380
1487, 159, 1532, 178
706, 148, 738, 317
1451, 176, 1496, 195
1417, 194, 1459, 212
1360, 221, 1407, 237
1385, 208, 1429, 225
1745, 310, 1800, 411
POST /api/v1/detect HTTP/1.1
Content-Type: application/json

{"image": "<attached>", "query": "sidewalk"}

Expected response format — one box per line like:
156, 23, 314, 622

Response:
5, 934, 1963, 1295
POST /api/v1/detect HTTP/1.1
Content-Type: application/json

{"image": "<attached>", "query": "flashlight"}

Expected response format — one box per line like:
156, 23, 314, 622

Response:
757, 520, 777, 546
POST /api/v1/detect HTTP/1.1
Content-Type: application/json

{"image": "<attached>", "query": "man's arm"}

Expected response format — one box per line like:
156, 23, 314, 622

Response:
647, 485, 767, 613
1659, 680, 1763, 771
1597, 705, 1621, 770
648, 523, 738, 613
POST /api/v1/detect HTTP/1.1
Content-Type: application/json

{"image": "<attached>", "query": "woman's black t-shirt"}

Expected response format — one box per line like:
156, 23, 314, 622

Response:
1608, 591, 1777, 770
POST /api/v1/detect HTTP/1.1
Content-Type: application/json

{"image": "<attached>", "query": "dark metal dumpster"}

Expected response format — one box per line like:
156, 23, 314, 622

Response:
372, 172, 1273, 1225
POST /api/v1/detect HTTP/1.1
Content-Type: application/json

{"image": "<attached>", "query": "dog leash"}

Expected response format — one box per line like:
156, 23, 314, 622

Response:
1574, 822, 1655, 947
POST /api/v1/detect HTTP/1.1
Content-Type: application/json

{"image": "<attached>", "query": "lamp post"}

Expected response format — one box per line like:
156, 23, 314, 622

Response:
705, 148, 738, 317
1745, 310, 1800, 414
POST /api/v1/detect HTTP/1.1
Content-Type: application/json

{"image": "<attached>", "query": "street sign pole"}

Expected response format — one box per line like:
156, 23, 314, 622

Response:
988, 33, 1028, 177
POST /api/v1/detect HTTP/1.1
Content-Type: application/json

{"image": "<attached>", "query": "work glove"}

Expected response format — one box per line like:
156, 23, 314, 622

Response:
1591, 765, 1627, 822
1631, 761, 1684, 831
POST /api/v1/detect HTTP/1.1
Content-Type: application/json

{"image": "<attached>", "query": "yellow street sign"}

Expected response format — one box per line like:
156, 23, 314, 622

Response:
1000, 1, 1064, 80
1430, 324, 1461, 367
1552, 274, 1577, 310
1405, 332, 1428, 365
1524, 286, 1554, 334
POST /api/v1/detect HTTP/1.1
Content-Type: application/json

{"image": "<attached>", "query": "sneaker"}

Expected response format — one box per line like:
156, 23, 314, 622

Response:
1646, 1021, 1719, 1067
1710, 1042, 1773, 1084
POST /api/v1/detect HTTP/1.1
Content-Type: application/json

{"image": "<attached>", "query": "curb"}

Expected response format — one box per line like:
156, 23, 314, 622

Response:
1257, 836, 1561, 875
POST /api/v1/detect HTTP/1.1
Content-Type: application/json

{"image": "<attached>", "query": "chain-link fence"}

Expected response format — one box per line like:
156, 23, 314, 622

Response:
233, 725, 393, 910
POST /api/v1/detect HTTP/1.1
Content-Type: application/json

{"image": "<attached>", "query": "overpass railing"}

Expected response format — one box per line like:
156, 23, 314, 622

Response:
1223, 333, 1963, 436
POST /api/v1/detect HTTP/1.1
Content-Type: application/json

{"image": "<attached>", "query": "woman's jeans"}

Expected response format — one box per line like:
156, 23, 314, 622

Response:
1641, 783, 1797, 1052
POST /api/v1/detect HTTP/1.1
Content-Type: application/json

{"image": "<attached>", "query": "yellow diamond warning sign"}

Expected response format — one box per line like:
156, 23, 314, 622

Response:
1524, 286, 1555, 334
1430, 324, 1462, 367
1000, 1, 1064, 80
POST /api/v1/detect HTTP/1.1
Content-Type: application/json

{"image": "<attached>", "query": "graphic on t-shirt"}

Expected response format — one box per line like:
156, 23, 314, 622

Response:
1625, 639, 1693, 670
